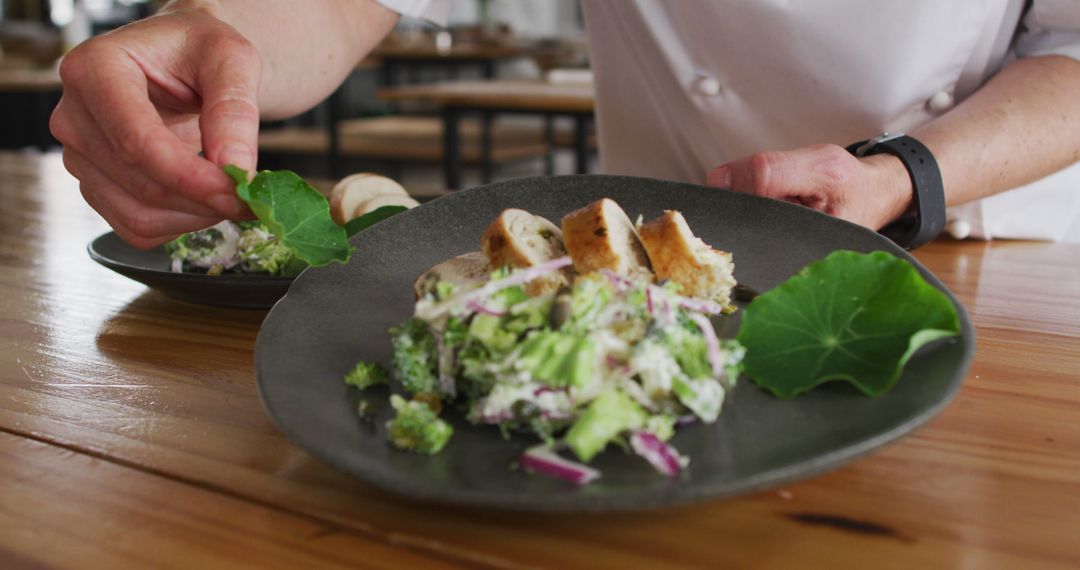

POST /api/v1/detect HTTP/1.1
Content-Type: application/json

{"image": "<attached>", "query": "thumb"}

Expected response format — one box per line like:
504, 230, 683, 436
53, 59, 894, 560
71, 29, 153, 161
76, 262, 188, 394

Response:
197, 35, 261, 174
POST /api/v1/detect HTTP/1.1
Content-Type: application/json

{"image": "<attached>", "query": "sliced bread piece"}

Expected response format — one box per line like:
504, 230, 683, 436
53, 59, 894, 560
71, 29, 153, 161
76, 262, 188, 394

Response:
638, 210, 736, 308
354, 193, 420, 219
561, 198, 652, 278
481, 208, 571, 295
330, 173, 409, 225
413, 251, 492, 299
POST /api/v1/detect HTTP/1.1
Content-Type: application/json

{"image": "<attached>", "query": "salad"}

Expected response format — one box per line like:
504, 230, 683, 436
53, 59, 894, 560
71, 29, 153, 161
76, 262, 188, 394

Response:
165, 220, 302, 276
389, 260, 743, 481
348, 200, 747, 483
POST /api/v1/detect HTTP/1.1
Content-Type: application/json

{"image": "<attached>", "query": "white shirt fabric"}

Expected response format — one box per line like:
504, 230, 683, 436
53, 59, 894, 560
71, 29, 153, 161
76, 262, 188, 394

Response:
380, 0, 1080, 243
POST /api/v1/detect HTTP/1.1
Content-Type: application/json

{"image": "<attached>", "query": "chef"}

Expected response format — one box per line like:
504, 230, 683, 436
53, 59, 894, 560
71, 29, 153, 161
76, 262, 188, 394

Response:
49, 0, 1080, 247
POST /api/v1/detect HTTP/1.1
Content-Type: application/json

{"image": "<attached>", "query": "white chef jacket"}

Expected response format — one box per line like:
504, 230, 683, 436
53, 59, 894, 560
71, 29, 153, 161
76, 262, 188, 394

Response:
381, 0, 1080, 243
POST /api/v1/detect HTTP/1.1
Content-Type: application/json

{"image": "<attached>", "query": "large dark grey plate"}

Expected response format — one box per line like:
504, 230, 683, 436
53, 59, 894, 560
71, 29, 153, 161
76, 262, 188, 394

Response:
255, 175, 974, 511
88, 232, 292, 308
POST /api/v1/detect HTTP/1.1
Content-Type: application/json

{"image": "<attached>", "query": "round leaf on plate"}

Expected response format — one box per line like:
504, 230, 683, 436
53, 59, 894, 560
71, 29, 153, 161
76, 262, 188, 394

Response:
736, 250, 960, 399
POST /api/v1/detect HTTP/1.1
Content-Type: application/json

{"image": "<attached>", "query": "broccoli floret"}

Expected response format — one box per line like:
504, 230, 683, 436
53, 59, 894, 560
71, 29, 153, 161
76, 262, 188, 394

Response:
390, 318, 439, 395
386, 394, 453, 454
344, 361, 389, 389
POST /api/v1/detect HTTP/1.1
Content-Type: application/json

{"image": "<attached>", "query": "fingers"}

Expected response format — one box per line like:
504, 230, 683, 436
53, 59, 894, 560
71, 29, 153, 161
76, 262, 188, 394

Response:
706, 145, 855, 212
706, 144, 914, 229
64, 149, 223, 249
65, 46, 243, 216
51, 95, 223, 219
194, 34, 262, 173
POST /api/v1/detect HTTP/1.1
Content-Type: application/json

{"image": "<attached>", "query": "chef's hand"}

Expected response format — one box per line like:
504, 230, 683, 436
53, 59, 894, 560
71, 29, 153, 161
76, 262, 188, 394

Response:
50, 6, 259, 248
706, 144, 913, 230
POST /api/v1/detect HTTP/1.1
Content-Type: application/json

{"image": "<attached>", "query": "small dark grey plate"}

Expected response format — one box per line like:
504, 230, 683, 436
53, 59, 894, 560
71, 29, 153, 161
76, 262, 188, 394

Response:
254, 175, 975, 511
88, 232, 293, 309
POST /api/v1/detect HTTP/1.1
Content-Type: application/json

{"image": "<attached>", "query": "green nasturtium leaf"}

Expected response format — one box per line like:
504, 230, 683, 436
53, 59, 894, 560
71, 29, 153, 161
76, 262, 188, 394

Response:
226, 165, 352, 267
736, 250, 960, 399
344, 205, 408, 237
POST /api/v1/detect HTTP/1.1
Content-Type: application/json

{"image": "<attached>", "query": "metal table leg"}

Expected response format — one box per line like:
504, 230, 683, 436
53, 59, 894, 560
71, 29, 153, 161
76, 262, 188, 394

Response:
573, 114, 590, 174
443, 106, 462, 190
480, 110, 494, 184
543, 113, 555, 176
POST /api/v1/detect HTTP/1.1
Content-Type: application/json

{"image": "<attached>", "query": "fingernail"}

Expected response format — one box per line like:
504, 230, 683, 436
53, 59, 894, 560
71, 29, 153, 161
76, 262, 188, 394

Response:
219, 142, 254, 171
210, 194, 241, 216
708, 165, 732, 188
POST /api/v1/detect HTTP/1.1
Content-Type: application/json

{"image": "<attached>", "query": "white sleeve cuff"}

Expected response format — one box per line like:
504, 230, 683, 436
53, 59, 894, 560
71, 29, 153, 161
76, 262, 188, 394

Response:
375, 0, 453, 26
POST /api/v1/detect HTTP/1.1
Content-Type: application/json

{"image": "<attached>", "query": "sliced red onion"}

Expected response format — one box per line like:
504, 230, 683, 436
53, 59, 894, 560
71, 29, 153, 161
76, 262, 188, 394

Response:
171, 258, 183, 273
480, 256, 572, 293
466, 299, 505, 317
630, 431, 689, 478
420, 256, 572, 320
678, 297, 724, 315
520, 444, 600, 485
599, 269, 632, 292
688, 313, 726, 379
675, 414, 698, 427
646, 285, 678, 325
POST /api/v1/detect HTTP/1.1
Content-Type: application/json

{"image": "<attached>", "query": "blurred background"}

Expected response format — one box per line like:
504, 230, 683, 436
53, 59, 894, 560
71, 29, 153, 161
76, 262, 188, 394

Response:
0, 0, 594, 198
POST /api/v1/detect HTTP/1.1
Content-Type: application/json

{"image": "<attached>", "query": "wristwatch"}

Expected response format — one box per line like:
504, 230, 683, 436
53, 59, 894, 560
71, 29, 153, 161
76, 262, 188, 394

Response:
845, 133, 946, 250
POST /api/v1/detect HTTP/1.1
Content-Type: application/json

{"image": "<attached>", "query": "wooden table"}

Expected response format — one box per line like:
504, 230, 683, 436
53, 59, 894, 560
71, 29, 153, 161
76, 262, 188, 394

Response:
2, 151, 1079, 568
379, 79, 596, 189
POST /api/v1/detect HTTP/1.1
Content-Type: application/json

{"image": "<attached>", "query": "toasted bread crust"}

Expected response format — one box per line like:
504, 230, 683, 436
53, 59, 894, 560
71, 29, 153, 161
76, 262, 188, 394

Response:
481, 209, 570, 295
639, 211, 735, 307
561, 198, 651, 278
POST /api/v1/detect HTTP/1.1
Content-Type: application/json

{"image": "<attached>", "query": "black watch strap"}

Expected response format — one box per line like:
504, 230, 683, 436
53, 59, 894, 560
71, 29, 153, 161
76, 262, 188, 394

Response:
846, 133, 946, 250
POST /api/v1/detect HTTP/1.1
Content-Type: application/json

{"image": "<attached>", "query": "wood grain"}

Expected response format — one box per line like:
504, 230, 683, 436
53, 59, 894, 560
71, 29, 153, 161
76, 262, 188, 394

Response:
1, 152, 1078, 568
0, 433, 464, 569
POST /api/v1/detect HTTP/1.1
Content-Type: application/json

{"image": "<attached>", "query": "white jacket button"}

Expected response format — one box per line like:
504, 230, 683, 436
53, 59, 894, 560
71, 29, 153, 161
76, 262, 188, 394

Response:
696, 76, 722, 96
927, 90, 954, 113
946, 218, 971, 240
